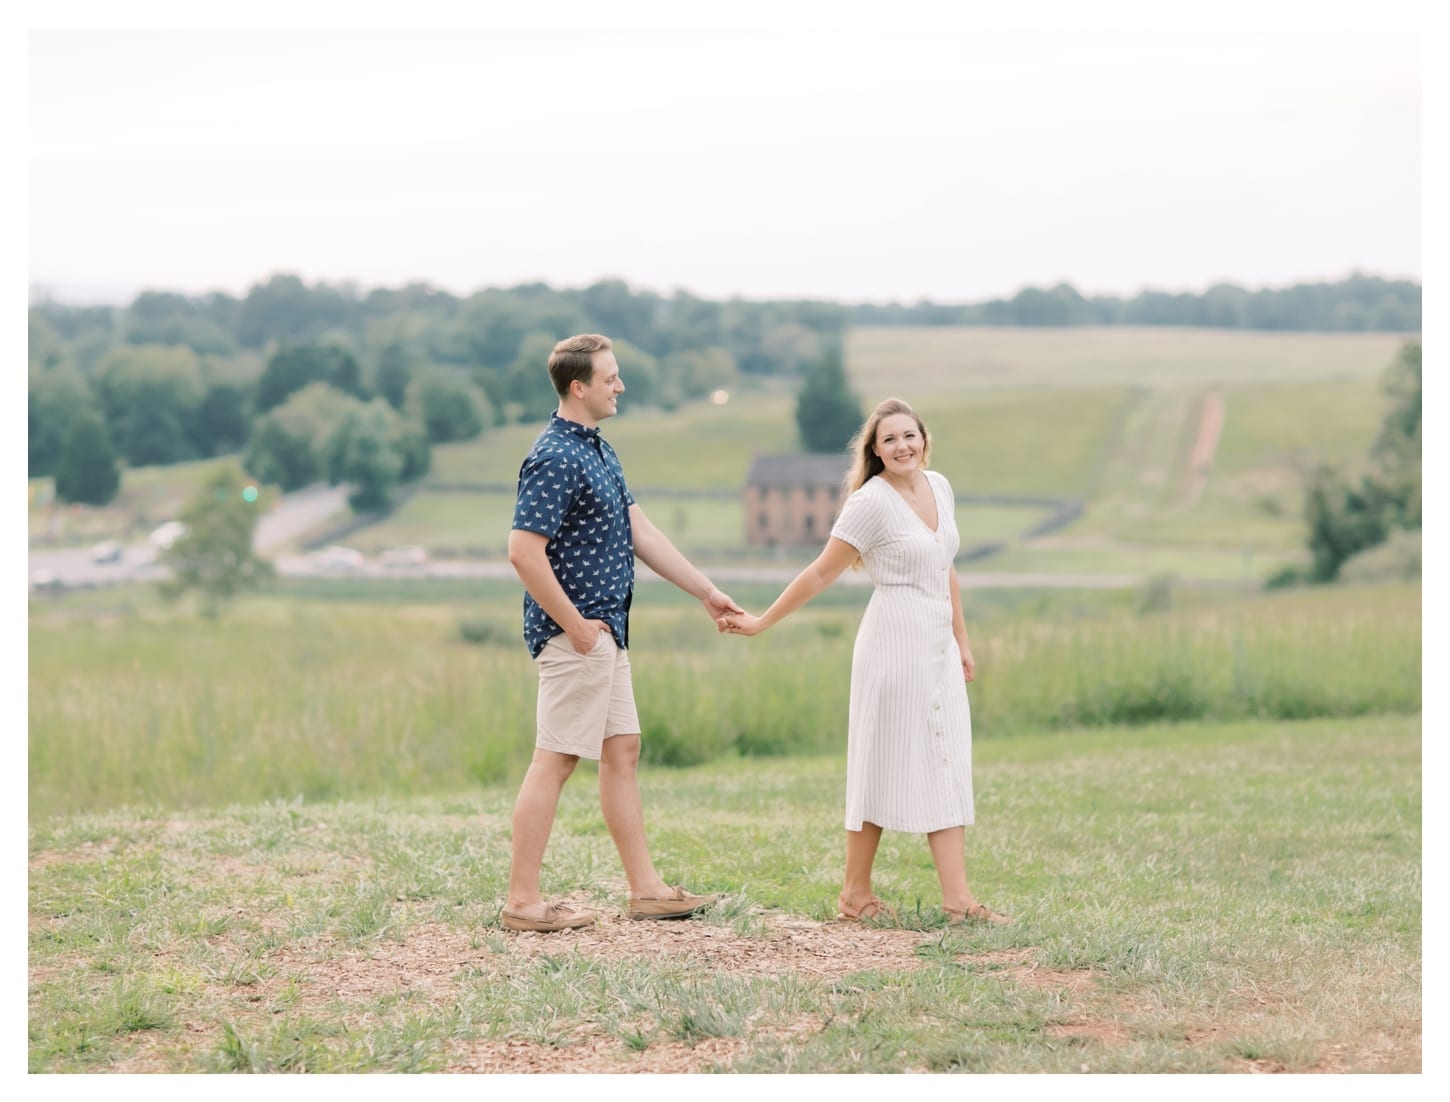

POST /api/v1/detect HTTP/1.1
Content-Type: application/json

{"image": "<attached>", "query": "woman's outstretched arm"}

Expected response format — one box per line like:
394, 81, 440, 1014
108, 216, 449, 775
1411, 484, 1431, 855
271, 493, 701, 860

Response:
720, 537, 861, 636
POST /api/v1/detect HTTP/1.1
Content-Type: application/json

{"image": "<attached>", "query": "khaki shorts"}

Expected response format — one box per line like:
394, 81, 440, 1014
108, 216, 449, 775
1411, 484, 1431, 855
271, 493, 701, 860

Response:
534, 630, 640, 760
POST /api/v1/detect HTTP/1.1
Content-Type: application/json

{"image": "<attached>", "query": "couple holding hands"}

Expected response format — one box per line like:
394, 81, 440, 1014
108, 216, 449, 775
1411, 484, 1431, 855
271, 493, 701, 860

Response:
499, 333, 1008, 933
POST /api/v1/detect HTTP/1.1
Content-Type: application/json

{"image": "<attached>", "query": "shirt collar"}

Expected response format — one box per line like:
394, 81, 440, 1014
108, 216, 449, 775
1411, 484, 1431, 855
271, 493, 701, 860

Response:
550, 410, 601, 441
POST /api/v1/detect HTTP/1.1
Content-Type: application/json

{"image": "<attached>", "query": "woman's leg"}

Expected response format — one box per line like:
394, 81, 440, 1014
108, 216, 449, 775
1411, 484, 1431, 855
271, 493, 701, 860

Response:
928, 826, 1011, 923
840, 822, 884, 914
926, 825, 973, 913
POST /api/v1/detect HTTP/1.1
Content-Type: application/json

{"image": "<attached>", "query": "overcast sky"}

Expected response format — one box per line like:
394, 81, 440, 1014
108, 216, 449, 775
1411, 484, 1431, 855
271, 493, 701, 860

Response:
26, 16, 1423, 306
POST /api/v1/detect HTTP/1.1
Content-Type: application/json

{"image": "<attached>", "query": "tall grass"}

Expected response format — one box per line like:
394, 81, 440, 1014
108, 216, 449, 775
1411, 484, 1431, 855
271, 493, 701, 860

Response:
29, 580, 1419, 818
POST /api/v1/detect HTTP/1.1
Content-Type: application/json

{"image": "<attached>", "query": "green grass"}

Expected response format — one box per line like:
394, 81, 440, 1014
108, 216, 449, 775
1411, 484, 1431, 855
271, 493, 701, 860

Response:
29, 579, 1420, 817
909, 387, 1138, 500
427, 390, 798, 492
979, 542, 1304, 581
354, 492, 1059, 562
353, 489, 749, 559
29, 714, 1421, 1073
846, 325, 1408, 393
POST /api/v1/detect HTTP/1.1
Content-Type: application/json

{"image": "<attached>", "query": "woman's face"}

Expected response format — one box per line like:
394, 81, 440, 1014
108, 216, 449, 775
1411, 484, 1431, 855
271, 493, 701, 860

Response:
872, 412, 925, 478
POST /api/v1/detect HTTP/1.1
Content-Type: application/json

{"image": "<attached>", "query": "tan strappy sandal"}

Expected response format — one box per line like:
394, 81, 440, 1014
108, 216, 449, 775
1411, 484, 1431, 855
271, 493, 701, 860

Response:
837, 895, 897, 922
945, 902, 1012, 926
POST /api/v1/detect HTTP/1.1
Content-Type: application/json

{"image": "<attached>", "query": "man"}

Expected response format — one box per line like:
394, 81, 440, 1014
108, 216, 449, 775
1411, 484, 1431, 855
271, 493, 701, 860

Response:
501, 333, 742, 932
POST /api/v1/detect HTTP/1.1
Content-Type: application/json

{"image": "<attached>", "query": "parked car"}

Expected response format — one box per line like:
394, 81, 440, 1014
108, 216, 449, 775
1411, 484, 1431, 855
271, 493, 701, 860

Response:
380, 545, 429, 569
149, 521, 188, 550
313, 545, 365, 573
29, 568, 66, 594
90, 540, 123, 564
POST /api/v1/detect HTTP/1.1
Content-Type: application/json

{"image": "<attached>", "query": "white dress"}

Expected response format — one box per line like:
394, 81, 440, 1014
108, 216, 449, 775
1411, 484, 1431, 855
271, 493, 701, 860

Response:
830, 469, 975, 834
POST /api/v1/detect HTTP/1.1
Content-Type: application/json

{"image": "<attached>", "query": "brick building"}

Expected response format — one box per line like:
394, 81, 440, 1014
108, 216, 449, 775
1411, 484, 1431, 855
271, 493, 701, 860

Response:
743, 454, 851, 548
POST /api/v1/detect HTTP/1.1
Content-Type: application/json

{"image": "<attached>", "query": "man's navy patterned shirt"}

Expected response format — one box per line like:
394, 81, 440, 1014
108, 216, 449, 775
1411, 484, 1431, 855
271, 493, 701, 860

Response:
512, 412, 636, 658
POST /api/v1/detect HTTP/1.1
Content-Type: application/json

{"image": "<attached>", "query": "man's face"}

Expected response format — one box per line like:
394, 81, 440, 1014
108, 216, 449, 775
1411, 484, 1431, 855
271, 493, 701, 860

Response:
578, 350, 625, 423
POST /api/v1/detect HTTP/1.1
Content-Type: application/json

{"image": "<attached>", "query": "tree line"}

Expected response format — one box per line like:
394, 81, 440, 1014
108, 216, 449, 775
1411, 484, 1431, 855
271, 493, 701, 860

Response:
29, 272, 1420, 509
852, 272, 1420, 331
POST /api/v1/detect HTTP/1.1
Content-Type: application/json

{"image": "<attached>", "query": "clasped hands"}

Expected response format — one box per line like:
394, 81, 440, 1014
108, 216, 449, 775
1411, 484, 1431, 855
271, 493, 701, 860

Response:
702, 588, 762, 636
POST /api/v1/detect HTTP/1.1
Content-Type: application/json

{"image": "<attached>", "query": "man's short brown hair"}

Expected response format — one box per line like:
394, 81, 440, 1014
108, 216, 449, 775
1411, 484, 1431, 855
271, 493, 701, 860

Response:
548, 333, 613, 397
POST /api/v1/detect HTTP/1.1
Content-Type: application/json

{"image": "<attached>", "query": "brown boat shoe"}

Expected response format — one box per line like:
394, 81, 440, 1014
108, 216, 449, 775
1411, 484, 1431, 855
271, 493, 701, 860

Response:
628, 886, 717, 920
500, 900, 599, 932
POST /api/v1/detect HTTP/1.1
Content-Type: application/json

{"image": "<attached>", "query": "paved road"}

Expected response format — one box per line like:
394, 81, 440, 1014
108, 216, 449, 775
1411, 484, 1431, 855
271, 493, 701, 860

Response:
29, 480, 1167, 593
253, 484, 352, 554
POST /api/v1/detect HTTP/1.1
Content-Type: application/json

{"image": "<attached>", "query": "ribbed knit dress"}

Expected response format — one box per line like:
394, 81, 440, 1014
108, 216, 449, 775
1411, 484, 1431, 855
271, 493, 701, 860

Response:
829, 469, 975, 834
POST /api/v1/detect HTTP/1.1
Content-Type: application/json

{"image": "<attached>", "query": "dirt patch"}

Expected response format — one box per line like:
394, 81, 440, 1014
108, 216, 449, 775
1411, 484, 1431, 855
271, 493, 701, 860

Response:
245, 908, 963, 1014
99, 910, 1073, 1073
1044, 1019, 1132, 1045
498, 910, 944, 979
445, 1034, 752, 1074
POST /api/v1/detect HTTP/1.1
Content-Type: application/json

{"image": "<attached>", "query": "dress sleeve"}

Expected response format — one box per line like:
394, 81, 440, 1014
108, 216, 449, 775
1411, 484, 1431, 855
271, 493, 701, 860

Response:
512, 452, 581, 539
830, 483, 888, 556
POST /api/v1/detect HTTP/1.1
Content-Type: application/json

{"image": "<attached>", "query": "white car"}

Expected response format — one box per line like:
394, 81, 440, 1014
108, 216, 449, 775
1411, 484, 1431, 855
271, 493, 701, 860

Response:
149, 521, 188, 550
30, 568, 64, 593
313, 545, 365, 573
90, 540, 123, 564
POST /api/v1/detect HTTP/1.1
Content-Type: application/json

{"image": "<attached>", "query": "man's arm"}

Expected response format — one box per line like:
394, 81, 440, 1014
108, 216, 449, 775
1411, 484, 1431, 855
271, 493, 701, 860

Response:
629, 503, 743, 619
507, 528, 607, 654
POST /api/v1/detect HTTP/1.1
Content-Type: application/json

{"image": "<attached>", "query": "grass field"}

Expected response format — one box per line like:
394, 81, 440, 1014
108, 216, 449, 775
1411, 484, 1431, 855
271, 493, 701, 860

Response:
28, 714, 1420, 1073
844, 325, 1408, 394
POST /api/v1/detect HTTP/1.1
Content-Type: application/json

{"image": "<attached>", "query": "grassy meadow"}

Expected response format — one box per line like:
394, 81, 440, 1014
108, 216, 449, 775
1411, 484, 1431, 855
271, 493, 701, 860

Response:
28, 705, 1420, 1073
844, 325, 1407, 392
29, 325, 1422, 1073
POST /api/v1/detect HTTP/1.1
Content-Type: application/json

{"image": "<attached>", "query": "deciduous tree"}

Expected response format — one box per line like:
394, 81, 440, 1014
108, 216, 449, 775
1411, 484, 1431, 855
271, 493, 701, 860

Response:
161, 467, 273, 618
795, 345, 863, 454
53, 411, 121, 506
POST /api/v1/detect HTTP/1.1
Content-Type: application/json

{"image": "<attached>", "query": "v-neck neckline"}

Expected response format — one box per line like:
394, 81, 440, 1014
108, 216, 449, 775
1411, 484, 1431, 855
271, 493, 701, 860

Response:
880, 471, 939, 535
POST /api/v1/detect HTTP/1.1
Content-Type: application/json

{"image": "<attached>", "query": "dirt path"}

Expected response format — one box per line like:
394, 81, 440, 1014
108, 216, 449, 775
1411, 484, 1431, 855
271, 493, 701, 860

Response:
1178, 389, 1225, 509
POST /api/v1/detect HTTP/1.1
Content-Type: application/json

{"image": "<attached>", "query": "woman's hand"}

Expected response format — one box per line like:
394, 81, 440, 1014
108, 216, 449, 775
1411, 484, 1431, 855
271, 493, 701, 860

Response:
958, 639, 976, 682
718, 612, 766, 637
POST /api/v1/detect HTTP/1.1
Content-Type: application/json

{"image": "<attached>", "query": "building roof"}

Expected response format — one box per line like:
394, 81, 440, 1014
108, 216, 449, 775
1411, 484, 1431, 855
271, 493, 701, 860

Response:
745, 453, 850, 488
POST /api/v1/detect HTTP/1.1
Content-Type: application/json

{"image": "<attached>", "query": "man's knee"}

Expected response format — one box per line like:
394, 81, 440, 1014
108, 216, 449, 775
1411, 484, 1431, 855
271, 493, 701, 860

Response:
599, 733, 642, 771
530, 747, 581, 783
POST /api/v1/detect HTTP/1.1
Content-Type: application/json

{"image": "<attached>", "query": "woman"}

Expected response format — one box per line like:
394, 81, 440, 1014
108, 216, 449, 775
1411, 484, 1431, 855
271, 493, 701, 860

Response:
720, 398, 1009, 925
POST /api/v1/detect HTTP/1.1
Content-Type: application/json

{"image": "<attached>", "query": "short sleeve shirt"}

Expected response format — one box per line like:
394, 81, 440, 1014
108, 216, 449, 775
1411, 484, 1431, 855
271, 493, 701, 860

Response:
512, 412, 637, 658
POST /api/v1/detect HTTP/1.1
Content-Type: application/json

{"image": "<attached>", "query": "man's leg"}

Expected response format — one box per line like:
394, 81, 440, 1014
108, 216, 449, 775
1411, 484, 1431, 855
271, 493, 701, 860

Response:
599, 733, 716, 918
598, 734, 671, 896
506, 747, 580, 912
